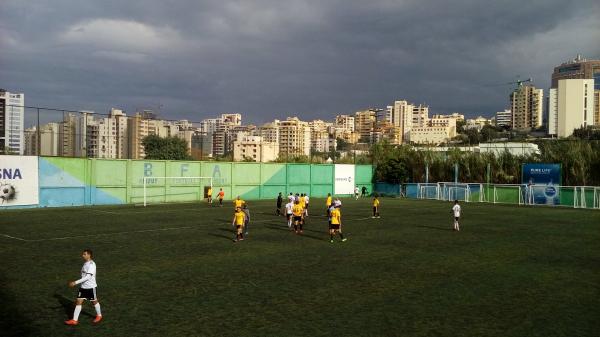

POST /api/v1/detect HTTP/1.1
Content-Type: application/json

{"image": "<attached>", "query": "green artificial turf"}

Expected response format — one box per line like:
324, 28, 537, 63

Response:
0, 198, 599, 337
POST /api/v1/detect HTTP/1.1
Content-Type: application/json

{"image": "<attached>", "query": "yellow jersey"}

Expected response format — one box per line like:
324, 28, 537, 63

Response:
292, 204, 303, 216
234, 211, 245, 225
326, 196, 332, 206
373, 199, 380, 207
330, 208, 341, 225
207, 188, 212, 197
234, 199, 244, 208
299, 197, 306, 208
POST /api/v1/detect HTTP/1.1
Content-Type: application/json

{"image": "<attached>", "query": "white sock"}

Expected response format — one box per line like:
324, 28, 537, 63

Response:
73, 305, 82, 321
94, 303, 102, 316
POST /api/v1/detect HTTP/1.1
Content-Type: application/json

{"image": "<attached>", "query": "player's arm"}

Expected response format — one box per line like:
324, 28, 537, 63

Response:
69, 271, 93, 287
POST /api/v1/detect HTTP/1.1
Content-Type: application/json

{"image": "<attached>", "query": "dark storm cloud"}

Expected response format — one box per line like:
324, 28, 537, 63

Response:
1, 0, 599, 125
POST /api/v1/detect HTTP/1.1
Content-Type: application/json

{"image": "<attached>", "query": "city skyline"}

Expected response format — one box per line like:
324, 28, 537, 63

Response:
1, 1, 600, 125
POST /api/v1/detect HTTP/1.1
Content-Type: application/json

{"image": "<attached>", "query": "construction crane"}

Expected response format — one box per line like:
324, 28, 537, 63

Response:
506, 77, 532, 88
485, 76, 533, 88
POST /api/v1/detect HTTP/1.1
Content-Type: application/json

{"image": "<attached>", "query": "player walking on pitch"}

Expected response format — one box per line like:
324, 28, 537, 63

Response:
292, 200, 304, 234
452, 200, 461, 231
218, 188, 225, 207
207, 187, 213, 205
232, 207, 246, 242
372, 196, 380, 218
285, 198, 294, 229
65, 249, 102, 325
276, 192, 283, 216
329, 205, 347, 243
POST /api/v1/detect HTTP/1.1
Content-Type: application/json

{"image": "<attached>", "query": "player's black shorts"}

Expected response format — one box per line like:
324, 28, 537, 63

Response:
286, 214, 292, 220
305, 204, 309, 209
454, 217, 460, 221
77, 287, 97, 301
331, 224, 340, 230
293, 216, 302, 222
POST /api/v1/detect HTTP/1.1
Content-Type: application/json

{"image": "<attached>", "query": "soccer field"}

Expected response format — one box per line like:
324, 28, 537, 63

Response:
1, 198, 599, 337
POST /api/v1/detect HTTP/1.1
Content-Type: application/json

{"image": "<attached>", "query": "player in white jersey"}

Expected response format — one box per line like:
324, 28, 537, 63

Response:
333, 198, 342, 208
285, 200, 294, 228
354, 186, 360, 199
304, 194, 310, 216
65, 249, 102, 325
452, 200, 461, 231
288, 193, 295, 203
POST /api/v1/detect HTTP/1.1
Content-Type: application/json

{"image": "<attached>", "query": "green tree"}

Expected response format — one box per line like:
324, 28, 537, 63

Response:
142, 135, 191, 160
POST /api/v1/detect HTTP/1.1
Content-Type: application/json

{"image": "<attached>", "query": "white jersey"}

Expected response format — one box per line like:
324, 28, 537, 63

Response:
333, 199, 342, 208
288, 195, 295, 203
78, 260, 97, 289
304, 196, 309, 204
452, 204, 461, 218
285, 202, 293, 214
354, 188, 359, 194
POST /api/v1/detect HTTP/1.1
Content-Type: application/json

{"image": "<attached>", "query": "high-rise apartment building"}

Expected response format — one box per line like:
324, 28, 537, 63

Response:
495, 109, 512, 128
0, 89, 25, 154
548, 79, 595, 137
258, 120, 280, 143
354, 110, 377, 143
233, 135, 279, 162
510, 85, 543, 130
551, 55, 600, 127
24, 123, 60, 156
279, 117, 311, 158
412, 104, 429, 128
390, 101, 413, 143
335, 115, 355, 132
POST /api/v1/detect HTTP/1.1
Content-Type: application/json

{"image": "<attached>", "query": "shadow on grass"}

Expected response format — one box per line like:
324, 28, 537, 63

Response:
417, 225, 453, 231
0, 273, 41, 337
208, 233, 235, 241
264, 225, 326, 241
53, 292, 95, 319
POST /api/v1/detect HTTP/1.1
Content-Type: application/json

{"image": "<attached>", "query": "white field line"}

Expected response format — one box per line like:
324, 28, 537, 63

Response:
0, 215, 376, 243
1, 233, 28, 241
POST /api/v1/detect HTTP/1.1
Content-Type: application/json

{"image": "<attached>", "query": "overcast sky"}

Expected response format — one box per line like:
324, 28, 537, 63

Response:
1, 0, 599, 126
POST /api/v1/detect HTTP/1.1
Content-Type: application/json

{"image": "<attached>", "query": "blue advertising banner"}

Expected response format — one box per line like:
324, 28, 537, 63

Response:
522, 163, 562, 205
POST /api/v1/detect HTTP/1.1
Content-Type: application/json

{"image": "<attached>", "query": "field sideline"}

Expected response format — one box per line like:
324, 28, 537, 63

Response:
1, 198, 599, 337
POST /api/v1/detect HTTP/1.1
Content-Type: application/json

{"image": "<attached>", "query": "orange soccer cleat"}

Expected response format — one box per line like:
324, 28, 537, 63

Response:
64, 319, 79, 325
93, 315, 103, 323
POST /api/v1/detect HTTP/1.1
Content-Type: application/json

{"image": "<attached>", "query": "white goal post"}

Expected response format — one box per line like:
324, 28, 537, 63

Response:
142, 176, 213, 207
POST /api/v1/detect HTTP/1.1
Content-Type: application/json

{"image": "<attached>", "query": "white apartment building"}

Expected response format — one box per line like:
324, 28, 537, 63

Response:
548, 79, 595, 137
258, 120, 280, 143
24, 123, 60, 156
465, 116, 491, 131
0, 89, 24, 154
309, 120, 333, 153
335, 115, 355, 132
391, 100, 413, 143
279, 117, 311, 157
233, 135, 279, 162
412, 104, 429, 127
495, 109, 512, 128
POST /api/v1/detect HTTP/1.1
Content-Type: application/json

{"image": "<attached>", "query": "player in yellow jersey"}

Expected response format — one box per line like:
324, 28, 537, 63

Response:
299, 194, 307, 222
325, 193, 332, 216
233, 196, 245, 209
292, 200, 304, 234
372, 196, 380, 218
329, 206, 346, 243
232, 207, 246, 242
207, 187, 213, 205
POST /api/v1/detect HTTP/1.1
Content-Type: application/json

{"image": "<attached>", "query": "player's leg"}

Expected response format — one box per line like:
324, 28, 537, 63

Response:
91, 289, 102, 323
372, 206, 376, 218
65, 296, 85, 324
338, 227, 346, 241
329, 228, 335, 243
456, 217, 460, 231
